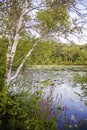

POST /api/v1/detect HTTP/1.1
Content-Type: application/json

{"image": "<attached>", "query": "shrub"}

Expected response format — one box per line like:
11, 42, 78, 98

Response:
0, 86, 59, 130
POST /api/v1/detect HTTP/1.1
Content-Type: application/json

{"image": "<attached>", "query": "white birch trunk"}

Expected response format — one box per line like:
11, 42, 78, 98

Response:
10, 42, 38, 82
6, 36, 12, 84
6, 0, 28, 86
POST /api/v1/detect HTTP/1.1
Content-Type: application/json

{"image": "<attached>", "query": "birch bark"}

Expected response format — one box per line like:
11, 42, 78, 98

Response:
6, 0, 29, 85
10, 42, 38, 82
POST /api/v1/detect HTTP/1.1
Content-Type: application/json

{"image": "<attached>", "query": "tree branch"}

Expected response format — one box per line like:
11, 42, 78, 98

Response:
10, 42, 38, 82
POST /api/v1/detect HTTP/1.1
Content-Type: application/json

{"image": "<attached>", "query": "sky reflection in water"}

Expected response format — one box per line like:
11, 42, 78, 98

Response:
32, 69, 87, 130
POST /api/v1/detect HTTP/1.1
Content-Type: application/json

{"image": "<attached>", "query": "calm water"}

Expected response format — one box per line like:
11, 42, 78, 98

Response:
31, 67, 87, 130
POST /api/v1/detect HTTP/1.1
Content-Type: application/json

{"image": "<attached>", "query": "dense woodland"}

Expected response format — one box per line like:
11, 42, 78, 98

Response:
26, 41, 87, 65
1, 37, 87, 67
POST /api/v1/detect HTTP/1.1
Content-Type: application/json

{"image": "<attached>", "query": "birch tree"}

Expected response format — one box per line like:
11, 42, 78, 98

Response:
0, 0, 38, 86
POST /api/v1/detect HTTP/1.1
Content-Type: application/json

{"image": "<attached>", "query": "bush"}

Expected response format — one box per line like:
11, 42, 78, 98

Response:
0, 87, 59, 130
0, 38, 7, 91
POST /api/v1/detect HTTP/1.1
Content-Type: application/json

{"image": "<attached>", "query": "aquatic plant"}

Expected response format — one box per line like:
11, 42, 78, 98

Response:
73, 72, 87, 83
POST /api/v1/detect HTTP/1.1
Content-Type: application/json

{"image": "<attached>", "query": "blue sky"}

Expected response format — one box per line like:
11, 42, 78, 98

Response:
59, 0, 87, 44
72, 0, 87, 44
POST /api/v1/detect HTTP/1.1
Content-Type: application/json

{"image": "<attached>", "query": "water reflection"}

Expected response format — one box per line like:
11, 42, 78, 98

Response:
32, 69, 87, 130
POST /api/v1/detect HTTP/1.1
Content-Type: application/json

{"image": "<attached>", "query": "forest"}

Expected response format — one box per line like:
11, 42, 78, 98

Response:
1, 37, 87, 69
15, 39, 87, 66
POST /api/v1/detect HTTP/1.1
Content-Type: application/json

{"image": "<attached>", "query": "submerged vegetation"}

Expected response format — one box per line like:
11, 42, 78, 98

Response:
73, 72, 87, 102
74, 72, 87, 83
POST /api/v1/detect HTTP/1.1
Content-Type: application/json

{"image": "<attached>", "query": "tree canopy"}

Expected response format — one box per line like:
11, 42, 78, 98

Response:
0, 0, 87, 40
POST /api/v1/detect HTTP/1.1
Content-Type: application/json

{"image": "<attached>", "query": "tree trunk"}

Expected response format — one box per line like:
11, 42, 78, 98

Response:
5, 0, 29, 86
10, 42, 38, 82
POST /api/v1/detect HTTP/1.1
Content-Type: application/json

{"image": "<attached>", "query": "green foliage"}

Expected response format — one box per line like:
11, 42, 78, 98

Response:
26, 41, 55, 65
12, 38, 87, 66
73, 72, 87, 101
74, 73, 87, 83
0, 85, 58, 130
37, 9, 70, 35
0, 37, 7, 91
13, 38, 34, 70
0, 1, 31, 36
37, 0, 75, 36
26, 42, 87, 65
0, 38, 87, 73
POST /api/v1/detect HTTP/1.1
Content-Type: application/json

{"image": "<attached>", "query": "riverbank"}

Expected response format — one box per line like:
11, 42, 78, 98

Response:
28, 65, 87, 71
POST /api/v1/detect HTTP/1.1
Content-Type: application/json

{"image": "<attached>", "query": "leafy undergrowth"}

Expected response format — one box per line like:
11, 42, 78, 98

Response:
0, 84, 61, 130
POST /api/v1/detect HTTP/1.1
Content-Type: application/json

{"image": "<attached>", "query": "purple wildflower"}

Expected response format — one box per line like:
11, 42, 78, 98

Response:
41, 99, 45, 112
48, 103, 53, 110
49, 109, 55, 118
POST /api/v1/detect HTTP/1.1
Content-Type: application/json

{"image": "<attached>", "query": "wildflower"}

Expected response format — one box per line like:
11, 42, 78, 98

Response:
41, 99, 45, 112
48, 103, 53, 110
49, 109, 55, 118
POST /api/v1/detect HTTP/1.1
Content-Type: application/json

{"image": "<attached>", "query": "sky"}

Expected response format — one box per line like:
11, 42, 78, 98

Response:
58, 0, 87, 45
69, 0, 87, 44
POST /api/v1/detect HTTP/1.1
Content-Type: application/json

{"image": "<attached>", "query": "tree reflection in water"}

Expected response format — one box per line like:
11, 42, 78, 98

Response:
57, 72, 87, 130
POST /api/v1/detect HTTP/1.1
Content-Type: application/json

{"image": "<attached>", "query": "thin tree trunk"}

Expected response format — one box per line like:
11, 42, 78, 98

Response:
6, 0, 28, 86
10, 42, 38, 82
5, 36, 12, 84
